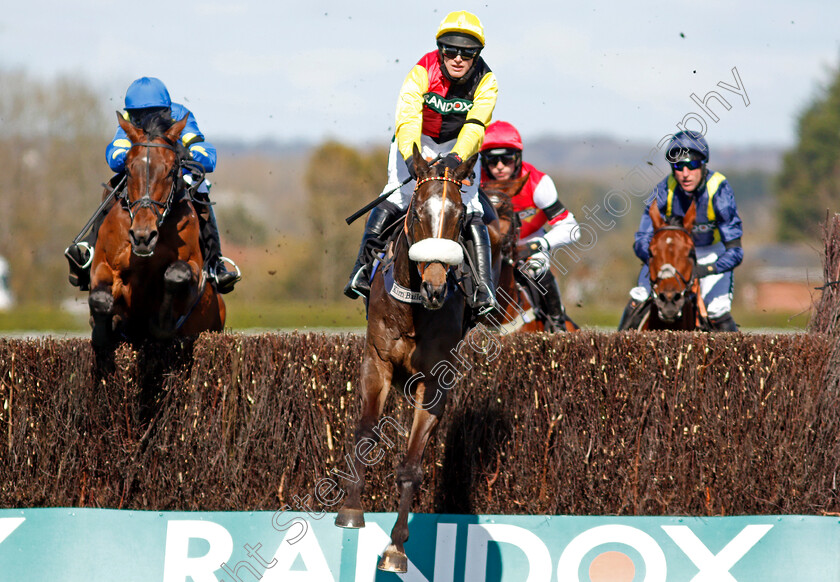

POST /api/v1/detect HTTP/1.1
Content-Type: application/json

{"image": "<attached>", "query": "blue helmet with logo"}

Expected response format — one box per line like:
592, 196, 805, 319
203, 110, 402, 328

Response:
124, 77, 172, 110
665, 130, 709, 163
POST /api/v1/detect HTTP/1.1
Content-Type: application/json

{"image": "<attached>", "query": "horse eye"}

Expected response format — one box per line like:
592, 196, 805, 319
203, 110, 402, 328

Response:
659, 293, 667, 302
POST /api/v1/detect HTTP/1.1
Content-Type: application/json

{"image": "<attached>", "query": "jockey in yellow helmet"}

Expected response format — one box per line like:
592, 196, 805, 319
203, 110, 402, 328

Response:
344, 11, 499, 314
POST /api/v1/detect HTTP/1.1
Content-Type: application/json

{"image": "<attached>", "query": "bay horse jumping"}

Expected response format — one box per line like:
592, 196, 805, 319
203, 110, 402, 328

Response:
335, 146, 479, 572
87, 112, 225, 347
636, 200, 709, 330
482, 176, 579, 333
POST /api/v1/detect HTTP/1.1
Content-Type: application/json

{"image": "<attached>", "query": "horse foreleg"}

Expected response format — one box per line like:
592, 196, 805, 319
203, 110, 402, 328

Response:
335, 352, 393, 529
89, 260, 119, 349
89, 289, 115, 348
154, 261, 193, 337
379, 386, 443, 573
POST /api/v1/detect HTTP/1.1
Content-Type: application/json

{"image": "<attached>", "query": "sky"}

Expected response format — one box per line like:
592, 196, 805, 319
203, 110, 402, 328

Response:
1, 0, 839, 149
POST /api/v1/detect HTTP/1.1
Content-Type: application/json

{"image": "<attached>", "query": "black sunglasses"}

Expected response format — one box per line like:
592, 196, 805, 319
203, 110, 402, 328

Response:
482, 153, 517, 166
438, 44, 481, 60
671, 160, 703, 171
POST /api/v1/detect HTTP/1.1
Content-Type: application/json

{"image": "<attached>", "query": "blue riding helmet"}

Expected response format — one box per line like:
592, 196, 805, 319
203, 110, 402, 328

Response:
666, 130, 709, 163
124, 77, 172, 110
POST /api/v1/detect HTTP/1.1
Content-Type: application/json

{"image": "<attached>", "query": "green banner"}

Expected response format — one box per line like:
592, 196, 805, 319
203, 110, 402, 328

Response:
0, 509, 837, 580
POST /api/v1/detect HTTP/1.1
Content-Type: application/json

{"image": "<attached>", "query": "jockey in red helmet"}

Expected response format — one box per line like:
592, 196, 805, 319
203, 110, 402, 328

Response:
64, 77, 240, 294
479, 120, 580, 331
344, 11, 499, 315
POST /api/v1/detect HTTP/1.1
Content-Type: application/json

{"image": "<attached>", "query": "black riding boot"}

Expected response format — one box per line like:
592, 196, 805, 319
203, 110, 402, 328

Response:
709, 312, 738, 332
467, 219, 496, 314
537, 270, 566, 331
197, 202, 240, 294
618, 298, 648, 331
344, 201, 402, 299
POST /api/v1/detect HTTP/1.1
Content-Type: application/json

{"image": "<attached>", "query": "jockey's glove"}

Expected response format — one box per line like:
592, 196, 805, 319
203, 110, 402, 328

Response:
439, 153, 463, 171
522, 252, 550, 279
693, 263, 717, 279
517, 236, 550, 259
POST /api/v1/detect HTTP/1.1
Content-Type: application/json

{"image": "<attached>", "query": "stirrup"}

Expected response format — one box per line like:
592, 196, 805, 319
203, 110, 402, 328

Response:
344, 264, 371, 300
218, 256, 241, 277
212, 256, 241, 294
64, 242, 93, 269
473, 283, 497, 316
476, 303, 495, 317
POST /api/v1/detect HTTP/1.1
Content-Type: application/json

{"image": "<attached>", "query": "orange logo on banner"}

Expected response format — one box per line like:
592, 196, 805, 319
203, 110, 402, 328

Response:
589, 551, 635, 582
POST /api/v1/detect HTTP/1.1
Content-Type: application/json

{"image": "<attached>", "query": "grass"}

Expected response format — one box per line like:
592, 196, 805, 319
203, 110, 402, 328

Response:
0, 304, 89, 334
568, 302, 812, 332
222, 299, 368, 331
0, 300, 811, 334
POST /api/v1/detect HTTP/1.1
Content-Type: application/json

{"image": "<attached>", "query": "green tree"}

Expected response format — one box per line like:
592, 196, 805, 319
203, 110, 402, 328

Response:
776, 61, 840, 241
302, 142, 386, 300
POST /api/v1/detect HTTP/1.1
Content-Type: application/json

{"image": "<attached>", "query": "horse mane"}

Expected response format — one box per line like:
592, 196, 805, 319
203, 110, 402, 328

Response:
130, 108, 172, 137
481, 181, 522, 257
481, 188, 517, 254
128, 109, 189, 159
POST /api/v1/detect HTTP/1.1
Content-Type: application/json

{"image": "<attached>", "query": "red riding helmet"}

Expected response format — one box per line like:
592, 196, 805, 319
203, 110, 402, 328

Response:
481, 121, 523, 180
481, 120, 523, 153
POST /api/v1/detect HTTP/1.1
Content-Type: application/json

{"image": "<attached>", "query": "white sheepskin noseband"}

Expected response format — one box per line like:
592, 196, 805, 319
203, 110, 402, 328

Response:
408, 238, 464, 265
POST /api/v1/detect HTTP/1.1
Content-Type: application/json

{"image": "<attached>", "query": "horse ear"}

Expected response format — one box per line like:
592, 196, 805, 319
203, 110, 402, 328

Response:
683, 201, 697, 232
649, 200, 665, 230
454, 153, 479, 182
166, 113, 190, 143
412, 143, 430, 178
117, 111, 143, 143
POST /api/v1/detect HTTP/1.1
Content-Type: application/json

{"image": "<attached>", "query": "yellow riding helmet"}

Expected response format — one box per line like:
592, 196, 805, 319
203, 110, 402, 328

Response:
436, 11, 485, 48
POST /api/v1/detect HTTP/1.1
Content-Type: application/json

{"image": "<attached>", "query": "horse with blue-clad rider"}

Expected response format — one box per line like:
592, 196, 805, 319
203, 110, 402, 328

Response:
65, 77, 240, 295
618, 130, 743, 332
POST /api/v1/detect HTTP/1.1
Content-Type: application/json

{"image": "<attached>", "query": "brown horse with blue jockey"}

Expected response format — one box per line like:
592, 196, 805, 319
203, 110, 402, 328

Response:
631, 200, 709, 330
87, 112, 225, 347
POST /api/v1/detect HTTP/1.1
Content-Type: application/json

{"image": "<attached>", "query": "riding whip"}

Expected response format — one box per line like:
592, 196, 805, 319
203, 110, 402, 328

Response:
72, 175, 127, 243
345, 153, 443, 225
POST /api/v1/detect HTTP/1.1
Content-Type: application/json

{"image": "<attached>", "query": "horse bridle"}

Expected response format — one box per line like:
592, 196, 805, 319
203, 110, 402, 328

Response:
121, 140, 192, 226
405, 172, 466, 276
649, 224, 697, 303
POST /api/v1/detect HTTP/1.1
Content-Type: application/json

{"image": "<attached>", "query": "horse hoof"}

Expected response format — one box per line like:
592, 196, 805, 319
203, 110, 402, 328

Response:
335, 508, 365, 529
89, 290, 114, 316
164, 261, 192, 292
378, 545, 408, 573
